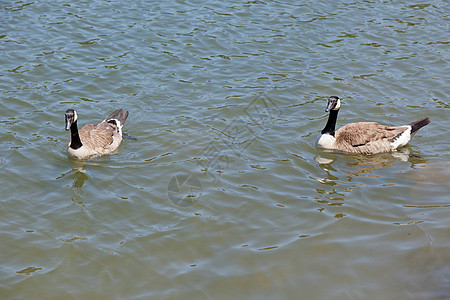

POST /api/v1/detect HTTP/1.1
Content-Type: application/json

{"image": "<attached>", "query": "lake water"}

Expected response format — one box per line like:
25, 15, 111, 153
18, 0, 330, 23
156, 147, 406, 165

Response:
1, 0, 449, 299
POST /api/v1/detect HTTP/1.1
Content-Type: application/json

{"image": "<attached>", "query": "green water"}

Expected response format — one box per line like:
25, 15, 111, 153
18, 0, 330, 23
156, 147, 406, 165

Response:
1, 0, 449, 299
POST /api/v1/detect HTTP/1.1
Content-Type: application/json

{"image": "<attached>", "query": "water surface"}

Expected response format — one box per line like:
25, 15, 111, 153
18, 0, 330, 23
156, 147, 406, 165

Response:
1, 0, 449, 299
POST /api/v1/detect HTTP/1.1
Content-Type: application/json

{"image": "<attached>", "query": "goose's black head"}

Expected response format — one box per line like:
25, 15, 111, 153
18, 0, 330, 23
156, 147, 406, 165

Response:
65, 109, 78, 131
325, 96, 341, 112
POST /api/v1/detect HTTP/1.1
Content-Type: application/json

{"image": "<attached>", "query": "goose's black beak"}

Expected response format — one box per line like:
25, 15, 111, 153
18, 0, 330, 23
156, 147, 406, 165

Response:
65, 118, 71, 131
325, 101, 334, 112
65, 109, 76, 131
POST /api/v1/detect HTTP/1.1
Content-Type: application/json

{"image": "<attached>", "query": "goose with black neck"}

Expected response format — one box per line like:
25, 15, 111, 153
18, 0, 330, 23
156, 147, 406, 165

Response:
65, 108, 129, 159
316, 96, 430, 155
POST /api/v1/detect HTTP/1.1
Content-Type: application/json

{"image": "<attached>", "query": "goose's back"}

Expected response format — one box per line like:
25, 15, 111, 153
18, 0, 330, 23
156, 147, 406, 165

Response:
334, 122, 409, 154
78, 122, 122, 155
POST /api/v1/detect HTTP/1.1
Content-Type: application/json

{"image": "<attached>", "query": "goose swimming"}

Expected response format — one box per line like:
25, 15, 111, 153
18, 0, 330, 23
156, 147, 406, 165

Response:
65, 108, 129, 159
316, 96, 430, 154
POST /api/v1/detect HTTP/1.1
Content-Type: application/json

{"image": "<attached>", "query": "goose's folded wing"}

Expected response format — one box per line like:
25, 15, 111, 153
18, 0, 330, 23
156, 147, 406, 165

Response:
336, 122, 408, 147
78, 123, 116, 150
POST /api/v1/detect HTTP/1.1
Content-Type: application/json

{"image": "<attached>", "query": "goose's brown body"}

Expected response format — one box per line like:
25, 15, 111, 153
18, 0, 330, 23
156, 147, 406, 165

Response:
333, 122, 410, 154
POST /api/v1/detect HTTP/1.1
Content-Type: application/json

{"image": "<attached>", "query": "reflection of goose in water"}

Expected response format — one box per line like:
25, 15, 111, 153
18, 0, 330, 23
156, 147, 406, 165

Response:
56, 161, 89, 209
317, 96, 430, 154
342, 150, 413, 177
315, 148, 423, 179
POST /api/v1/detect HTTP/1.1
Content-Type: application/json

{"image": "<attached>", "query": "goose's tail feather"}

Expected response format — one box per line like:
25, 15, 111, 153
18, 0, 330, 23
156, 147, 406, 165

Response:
409, 117, 430, 134
106, 109, 129, 127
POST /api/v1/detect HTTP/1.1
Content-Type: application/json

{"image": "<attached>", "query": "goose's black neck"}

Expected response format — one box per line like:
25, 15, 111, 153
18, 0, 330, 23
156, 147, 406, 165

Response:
69, 121, 83, 150
321, 109, 339, 136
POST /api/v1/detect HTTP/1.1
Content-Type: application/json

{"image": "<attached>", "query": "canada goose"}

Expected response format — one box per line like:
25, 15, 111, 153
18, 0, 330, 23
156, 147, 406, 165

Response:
316, 96, 430, 154
65, 108, 129, 159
